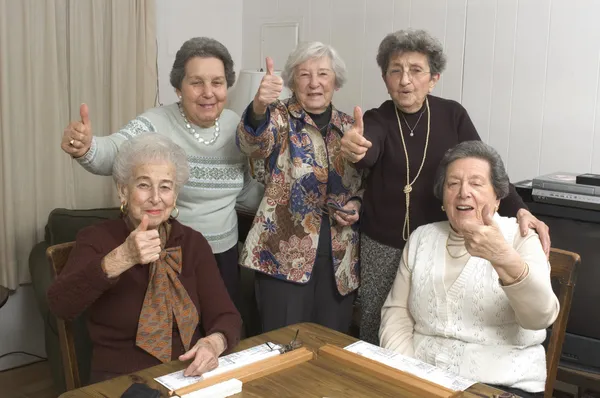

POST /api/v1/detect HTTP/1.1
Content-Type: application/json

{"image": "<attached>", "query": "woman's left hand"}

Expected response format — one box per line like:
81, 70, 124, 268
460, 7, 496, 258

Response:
333, 200, 361, 226
517, 208, 551, 257
179, 334, 225, 377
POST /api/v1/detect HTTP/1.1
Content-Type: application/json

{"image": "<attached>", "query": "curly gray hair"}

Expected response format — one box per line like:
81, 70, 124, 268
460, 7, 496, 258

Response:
281, 41, 347, 90
433, 141, 510, 201
377, 29, 447, 76
170, 37, 236, 89
113, 133, 190, 193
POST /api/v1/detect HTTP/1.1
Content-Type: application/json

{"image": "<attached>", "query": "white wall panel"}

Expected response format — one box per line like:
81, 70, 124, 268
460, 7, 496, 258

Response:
409, 0, 447, 41
242, 0, 279, 72
362, 0, 395, 112
487, 0, 518, 163
392, 0, 412, 29
441, 1, 467, 102
329, 0, 366, 114
462, 0, 497, 143
409, 0, 449, 98
307, 0, 333, 43
539, 0, 600, 176
277, 0, 306, 17
506, 0, 551, 182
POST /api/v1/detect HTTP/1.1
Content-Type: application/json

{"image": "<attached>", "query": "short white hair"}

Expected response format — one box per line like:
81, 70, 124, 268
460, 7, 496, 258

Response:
281, 41, 347, 90
112, 133, 190, 193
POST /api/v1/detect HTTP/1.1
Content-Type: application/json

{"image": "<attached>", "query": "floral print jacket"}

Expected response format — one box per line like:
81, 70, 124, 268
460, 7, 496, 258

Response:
236, 96, 364, 295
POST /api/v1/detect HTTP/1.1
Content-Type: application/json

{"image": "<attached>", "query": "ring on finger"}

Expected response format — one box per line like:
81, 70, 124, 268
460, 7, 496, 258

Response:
69, 139, 75, 146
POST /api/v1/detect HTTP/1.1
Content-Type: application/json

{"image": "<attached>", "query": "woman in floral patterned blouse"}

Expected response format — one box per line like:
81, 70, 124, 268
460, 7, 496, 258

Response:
236, 42, 365, 333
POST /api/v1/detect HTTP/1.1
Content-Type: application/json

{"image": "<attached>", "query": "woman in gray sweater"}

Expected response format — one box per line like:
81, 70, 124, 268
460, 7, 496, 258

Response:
60, 37, 263, 310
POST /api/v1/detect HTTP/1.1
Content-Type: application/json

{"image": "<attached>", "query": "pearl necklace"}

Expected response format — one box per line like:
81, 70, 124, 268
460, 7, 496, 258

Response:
177, 102, 220, 145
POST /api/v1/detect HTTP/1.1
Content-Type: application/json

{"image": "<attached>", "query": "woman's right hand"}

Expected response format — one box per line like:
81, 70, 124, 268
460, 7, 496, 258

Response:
102, 215, 162, 278
179, 333, 226, 377
123, 215, 161, 265
253, 57, 283, 115
61, 103, 93, 158
340, 106, 372, 163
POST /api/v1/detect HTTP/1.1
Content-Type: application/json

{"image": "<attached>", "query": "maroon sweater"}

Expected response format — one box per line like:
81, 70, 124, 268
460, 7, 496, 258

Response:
47, 219, 241, 375
357, 95, 526, 249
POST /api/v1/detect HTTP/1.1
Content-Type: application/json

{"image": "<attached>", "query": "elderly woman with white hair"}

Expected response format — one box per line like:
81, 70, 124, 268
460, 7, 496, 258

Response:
380, 141, 558, 398
48, 134, 241, 383
236, 42, 364, 333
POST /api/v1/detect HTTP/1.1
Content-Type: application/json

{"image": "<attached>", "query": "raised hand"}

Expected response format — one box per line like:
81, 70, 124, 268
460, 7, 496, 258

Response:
123, 215, 162, 265
340, 106, 372, 163
252, 57, 284, 115
458, 204, 513, 265
61, 103, 94, 158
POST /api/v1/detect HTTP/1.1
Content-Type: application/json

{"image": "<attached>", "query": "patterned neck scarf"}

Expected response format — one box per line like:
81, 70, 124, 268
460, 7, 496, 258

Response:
128, 219, 200, 362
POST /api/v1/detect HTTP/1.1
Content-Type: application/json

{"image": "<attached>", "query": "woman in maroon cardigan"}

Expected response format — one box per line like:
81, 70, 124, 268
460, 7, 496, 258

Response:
47, 133, 241, 383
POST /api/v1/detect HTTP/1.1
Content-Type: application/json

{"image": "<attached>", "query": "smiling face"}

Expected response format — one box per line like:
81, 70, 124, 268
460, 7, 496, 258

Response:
383, 51, 439, 113
119, 162, 177, 230
442, 157, 500, 232
293, 56, 337, 114
176, 56, 227, 128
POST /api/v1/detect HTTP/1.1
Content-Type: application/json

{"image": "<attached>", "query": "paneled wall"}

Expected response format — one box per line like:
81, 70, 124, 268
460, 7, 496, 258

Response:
241, 0, 600, 182
156, 0, 243, 106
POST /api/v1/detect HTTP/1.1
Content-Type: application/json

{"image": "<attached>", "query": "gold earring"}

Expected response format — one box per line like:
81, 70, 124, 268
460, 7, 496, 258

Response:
120, 202, 127, 214
171, 207, 179, 219
441, 205, 445, 211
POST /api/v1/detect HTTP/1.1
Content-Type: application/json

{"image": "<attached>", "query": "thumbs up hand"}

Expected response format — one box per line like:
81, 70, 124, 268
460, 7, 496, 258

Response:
61, 103, 94, 158
101, 215, 163, 278
253, 57, 284, 115
341, 106, 372, 163
456, 203, 514, 266
123, 215, 162, 265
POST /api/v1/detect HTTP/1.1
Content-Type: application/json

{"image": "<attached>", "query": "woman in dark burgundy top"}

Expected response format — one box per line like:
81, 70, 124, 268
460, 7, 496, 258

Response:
48, 134, 241, 383
340, 29, 551, 345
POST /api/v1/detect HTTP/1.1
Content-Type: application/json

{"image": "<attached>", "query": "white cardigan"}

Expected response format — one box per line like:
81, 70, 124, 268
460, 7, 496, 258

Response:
380, 214, 559, 393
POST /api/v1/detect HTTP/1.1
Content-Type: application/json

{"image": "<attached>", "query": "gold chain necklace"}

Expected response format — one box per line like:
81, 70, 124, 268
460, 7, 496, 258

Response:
445, 235, 470, 259
395, 97, 431, 241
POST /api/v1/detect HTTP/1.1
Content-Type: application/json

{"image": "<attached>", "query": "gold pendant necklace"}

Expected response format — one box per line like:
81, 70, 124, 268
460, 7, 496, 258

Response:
395, 97, 431, 241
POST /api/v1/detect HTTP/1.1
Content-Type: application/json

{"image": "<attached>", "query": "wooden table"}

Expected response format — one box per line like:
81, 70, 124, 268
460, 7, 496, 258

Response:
60, 322, 510, 397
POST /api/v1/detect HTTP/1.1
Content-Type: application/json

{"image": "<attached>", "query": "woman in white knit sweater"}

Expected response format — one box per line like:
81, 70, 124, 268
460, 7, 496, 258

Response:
379, 141, 559, 397
59, 37, 264, 311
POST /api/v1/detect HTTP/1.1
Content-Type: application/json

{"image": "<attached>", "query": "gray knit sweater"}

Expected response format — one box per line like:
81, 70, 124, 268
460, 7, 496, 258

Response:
77, 103, 264, 253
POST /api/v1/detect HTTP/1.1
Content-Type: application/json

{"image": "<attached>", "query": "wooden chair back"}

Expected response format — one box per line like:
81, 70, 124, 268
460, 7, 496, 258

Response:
545, 248, 580, 398
46, 242, 79, 390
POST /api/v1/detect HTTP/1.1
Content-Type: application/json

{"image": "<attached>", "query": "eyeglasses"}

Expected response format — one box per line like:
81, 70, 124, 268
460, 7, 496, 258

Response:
387, 68, 431, 80
266, 329, 302, 354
